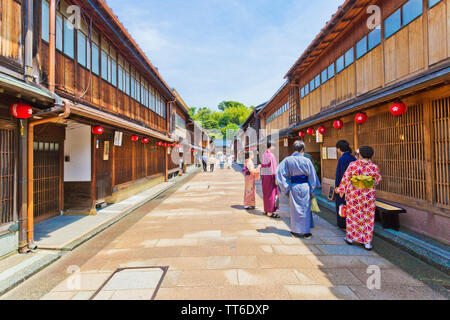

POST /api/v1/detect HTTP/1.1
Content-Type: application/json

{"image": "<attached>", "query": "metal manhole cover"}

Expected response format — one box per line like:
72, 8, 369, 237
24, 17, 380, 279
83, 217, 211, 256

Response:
90, 266, 168, 300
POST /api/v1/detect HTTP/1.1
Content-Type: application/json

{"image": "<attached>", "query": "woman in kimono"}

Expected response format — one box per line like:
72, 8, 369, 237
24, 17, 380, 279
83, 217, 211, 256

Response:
261, 142, 280, 218
276, 141, 321, 239
336, 146, 382, 251
243, 151, 261, 210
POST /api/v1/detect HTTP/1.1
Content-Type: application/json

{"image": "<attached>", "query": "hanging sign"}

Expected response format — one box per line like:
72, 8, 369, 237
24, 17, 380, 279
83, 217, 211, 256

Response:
327, 147, 337, 160
114, 131, 123, 146
316, 130, 323, 143
322, 147, 328, 160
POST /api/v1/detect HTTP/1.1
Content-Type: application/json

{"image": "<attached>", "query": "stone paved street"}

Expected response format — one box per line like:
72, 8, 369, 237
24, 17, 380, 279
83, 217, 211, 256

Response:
2, 166, 447, 300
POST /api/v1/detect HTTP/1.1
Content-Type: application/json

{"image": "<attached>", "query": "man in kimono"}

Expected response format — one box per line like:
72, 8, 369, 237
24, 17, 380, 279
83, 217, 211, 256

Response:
276, 140, 321, 239
334, 140, 356, 229
261, 142, 280, 218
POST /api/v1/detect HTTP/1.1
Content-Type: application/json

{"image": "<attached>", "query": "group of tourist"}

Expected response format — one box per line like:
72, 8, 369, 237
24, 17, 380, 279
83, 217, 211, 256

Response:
242, 139, 382, 251
201, 153, 233, 172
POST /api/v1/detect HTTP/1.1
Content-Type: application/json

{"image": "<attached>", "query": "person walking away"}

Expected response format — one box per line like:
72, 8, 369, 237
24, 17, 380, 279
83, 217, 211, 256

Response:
220, 154, 225, 169
334, 140, 357, 229
227, 155, 233, 169
276, 141, 321, 239
261, 142, 280, 219
196, 154, 201, 168
243, 151, 261, 210
201, 153, 208, 172
209, 154, 216, 172
336, 146, 382, 251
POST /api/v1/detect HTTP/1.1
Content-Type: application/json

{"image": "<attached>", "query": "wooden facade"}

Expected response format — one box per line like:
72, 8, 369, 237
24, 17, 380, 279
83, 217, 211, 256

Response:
281, 0, 450, 243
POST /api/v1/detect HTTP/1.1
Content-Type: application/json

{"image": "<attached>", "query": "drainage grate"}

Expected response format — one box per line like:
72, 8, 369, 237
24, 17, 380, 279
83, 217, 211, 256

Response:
90, 266, 169, 300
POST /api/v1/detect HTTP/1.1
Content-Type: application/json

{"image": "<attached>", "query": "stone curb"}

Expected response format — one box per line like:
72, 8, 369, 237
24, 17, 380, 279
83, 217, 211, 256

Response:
0, 252, 61, 297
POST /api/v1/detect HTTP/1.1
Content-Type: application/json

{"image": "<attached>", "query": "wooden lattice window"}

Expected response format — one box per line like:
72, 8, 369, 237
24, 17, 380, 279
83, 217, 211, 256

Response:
432, 97, 450, 207
0, 129, 15, 224
358, 104, 426, 200
288, 87, 299, 125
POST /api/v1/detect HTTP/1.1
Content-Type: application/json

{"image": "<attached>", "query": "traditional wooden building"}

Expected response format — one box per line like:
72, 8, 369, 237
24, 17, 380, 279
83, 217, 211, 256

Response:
257, 82, 302, 162
169, 89, 211, 175
284, 0, 450, 244
235, 103, 265, 164
0, 0, 197, 255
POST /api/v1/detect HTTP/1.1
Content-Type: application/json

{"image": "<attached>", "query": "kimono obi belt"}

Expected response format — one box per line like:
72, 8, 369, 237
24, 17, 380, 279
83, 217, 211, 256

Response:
351, 175, 375, 189
290, 175, 309, 185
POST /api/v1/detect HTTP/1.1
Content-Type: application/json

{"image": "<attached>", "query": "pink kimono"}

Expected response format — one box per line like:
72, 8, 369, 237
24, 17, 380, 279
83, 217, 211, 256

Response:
261, 150, 279, 213
244, 159, 258, 207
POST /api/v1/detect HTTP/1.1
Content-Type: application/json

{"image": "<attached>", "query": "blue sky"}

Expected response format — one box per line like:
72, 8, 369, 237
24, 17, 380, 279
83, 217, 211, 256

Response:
105, 0, 343, 110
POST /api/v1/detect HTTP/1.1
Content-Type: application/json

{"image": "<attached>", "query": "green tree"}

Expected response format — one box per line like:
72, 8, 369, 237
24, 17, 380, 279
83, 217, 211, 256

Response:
191, 101, 253, 139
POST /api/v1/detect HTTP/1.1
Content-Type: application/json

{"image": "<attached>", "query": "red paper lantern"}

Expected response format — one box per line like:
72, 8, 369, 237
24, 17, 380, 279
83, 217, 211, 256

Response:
157, 141, 163, 146
355, 113, 368, 125
10, 103, 33, 119
163, 143, 168, 147
131, 135, 139, 142
307, 128, 314, 136
333, 120, 344, 130
390, 102, 407, 116
142, 138, 149, 144
318, 126, 326, 134
92, 126, 104, 135
299, 131, 306, 138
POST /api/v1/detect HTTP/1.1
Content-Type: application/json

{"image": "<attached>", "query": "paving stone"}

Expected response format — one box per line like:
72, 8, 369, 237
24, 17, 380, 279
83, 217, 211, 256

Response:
101, 269, 164, 291
176, 270, 239, 287
285, 285, 358, 300
349, 268, 427, 287
305, 255, 366, 268
71, 291, 95, 300
316, 245, 376, 256
293, 268, 363, 286
256, 256, 315, 269
272, 245, 321, 256
237, 269, 299, 286
349, 285, 432, 300
207, 256, 258, 269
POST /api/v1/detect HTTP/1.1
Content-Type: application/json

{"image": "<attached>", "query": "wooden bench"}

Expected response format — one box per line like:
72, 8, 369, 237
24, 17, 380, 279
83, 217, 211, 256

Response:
375, 201, 406, 231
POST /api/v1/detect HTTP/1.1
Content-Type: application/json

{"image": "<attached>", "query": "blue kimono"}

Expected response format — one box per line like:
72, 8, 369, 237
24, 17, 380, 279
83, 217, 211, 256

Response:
276, 153, 321, 234
335, 152, 356, 228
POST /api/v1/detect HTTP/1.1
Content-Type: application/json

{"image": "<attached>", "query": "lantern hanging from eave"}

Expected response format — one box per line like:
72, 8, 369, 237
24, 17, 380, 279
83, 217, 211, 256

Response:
333, 120, 344, 130
318, 126, 326, 134
355, 113, 368, 125
92, 126, 104, 135
298, 131, 305, 139
11, 103, 33, 119
307, 128, 314, 136
142, 138, 149, 144
131, 135, 139, 142
157, 141, 163, 146
390, 102, 407, 116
